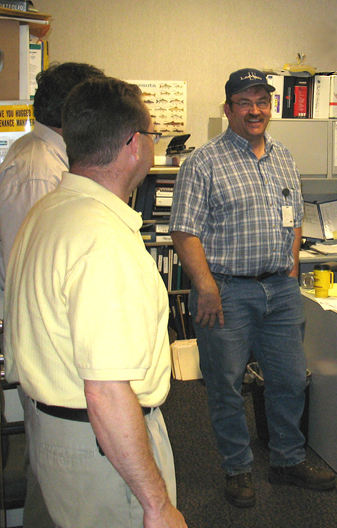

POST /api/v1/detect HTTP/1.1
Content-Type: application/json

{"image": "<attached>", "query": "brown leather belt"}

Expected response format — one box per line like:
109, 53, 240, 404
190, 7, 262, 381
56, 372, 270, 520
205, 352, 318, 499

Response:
33, 400, 153, 422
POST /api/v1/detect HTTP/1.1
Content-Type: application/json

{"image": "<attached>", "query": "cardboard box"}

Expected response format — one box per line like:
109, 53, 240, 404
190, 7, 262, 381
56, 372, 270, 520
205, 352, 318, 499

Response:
0, 19, 20, 100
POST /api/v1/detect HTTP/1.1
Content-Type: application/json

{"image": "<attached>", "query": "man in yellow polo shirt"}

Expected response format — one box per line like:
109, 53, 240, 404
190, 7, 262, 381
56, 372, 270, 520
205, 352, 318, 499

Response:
4, 77, 187, 528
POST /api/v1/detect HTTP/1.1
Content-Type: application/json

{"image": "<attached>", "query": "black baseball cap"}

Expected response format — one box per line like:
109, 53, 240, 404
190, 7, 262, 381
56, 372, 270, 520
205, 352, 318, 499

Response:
225, 68, 275, 100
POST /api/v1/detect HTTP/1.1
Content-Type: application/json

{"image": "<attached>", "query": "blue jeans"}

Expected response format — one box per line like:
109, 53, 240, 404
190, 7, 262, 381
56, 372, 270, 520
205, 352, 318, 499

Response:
189, 273, 307, 475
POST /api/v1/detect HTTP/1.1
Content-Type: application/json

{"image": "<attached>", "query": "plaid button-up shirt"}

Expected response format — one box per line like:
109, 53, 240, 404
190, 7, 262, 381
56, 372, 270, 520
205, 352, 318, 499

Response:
169, 127, 303, 276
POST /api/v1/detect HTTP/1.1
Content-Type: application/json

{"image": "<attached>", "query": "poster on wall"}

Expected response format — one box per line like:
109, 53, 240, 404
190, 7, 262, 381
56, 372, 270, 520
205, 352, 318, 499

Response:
127, 80, 187, 136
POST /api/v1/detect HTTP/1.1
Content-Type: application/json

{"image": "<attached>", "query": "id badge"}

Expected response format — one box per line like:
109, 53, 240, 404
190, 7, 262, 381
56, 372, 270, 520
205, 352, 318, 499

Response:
282, 205, 294, 227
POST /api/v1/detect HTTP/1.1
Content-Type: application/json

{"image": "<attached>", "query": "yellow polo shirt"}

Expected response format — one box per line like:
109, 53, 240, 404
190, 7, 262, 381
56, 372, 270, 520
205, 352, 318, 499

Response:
4, 172, 171, 408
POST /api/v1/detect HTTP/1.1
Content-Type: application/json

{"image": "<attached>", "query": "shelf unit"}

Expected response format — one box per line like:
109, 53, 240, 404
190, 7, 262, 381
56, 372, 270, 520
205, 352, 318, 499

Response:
137, 168, 193, 336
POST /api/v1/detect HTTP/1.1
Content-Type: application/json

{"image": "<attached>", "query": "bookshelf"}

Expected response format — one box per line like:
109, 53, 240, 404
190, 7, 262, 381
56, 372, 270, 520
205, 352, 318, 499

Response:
134, 165, 195, 340
137, 165, 191, 291
0, 7, 50, 101
134, 165, 178, 224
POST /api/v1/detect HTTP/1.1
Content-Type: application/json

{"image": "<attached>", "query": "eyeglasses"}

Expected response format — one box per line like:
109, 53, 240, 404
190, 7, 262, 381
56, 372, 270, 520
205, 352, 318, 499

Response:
126, 131, 162, 145
230, 99, 270, 110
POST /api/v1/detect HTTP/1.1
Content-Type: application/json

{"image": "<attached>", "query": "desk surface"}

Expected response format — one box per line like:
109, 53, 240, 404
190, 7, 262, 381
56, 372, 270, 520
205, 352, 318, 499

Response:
301, 287, 337, 313
300, 251, 337, 264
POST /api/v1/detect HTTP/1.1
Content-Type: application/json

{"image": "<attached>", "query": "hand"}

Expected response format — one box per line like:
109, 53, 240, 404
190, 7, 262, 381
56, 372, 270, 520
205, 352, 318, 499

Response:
195, 288, 224, 329
144, 502, 187, 528
287, 265, 299, 278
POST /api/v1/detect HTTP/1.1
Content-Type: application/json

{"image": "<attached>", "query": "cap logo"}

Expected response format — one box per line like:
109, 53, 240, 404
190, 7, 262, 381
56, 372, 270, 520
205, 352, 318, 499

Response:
240, 72, 263, 82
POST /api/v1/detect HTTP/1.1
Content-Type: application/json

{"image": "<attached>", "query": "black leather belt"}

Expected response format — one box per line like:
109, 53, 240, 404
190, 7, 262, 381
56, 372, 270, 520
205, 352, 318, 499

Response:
232, 272, 277, 281
33, 400, 153, 421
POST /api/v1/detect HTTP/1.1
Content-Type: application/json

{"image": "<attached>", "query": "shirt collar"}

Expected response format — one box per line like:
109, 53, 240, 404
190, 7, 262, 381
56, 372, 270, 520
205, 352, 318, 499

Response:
60, 172, 142, 233
33, 121, 68, 167
225, 126, 274, 155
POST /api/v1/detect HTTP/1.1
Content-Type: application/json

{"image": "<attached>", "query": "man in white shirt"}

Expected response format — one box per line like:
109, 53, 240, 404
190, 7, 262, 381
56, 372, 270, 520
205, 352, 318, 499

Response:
0, 62, 105, 289
0, 61, 105, 528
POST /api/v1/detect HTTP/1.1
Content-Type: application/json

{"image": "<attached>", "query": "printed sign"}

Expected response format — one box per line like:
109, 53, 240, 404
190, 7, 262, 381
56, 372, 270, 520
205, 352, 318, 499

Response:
0, 104, 35, 132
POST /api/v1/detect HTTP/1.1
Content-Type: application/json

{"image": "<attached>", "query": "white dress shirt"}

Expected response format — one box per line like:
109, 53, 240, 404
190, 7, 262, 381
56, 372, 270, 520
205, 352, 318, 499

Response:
0, 121, 68, 316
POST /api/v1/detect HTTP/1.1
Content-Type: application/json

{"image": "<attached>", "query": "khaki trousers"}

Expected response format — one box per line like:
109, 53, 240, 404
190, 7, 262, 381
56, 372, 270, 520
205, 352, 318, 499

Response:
26, 399, 176, 528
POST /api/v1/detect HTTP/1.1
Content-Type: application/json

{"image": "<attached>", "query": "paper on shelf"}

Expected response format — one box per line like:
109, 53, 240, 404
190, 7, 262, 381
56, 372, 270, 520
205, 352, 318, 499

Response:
314, 243, 337, 254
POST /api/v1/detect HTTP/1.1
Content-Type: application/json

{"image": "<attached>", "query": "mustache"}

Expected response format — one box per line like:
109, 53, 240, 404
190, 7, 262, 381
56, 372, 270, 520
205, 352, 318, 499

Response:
245, 116, 263, 121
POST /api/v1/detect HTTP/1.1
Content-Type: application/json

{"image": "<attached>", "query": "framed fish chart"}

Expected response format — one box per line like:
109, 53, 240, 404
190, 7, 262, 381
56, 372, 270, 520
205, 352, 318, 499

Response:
127, 80, 187, 136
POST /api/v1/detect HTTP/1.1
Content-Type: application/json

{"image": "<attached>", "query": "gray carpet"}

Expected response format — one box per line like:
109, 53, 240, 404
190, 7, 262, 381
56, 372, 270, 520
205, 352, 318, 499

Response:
161, 379, 337, 528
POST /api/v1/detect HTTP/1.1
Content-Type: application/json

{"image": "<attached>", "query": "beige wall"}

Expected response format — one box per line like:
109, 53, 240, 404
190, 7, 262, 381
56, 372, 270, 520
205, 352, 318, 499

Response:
34, 0, 337, 154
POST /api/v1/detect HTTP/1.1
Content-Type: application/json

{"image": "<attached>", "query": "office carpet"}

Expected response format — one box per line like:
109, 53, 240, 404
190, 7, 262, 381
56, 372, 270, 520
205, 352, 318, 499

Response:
161, 379, 337, 528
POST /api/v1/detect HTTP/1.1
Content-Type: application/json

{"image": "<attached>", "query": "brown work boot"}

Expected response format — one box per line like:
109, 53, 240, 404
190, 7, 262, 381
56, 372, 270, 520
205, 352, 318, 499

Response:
225, 472, 256, 507
268, 460, 336, 491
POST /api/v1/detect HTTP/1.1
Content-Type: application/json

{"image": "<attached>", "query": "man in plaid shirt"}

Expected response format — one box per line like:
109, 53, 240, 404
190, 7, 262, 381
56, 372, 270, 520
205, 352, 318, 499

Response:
169, 68, 336, 508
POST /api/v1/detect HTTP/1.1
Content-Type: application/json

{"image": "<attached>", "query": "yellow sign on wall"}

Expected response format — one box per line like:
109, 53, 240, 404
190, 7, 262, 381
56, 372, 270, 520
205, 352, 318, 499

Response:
0, 104, 35, 132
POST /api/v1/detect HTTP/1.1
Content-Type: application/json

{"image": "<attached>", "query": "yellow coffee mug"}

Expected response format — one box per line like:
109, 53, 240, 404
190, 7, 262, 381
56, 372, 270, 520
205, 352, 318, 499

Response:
313, 265, 334, 298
